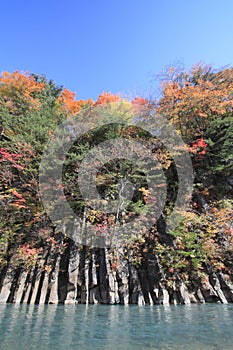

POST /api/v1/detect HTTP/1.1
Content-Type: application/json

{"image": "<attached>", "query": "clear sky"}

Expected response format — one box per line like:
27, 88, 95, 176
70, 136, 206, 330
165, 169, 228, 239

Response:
1, 0, 233, 100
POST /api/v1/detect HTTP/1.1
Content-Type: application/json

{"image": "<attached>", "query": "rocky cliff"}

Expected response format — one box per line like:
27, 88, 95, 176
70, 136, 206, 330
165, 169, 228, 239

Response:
1, 238, 233, 305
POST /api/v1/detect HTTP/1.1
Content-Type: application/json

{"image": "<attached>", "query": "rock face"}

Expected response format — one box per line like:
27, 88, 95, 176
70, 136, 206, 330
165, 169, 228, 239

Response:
1, 239, 233, 305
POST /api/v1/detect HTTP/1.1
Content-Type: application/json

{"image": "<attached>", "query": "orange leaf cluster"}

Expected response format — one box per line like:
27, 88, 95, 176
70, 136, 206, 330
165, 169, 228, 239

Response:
157, 65, 233, 135
95, 91, 120, 105
58, 88, 94, 115
132, 97, 148, 105
0, 71, 45, 112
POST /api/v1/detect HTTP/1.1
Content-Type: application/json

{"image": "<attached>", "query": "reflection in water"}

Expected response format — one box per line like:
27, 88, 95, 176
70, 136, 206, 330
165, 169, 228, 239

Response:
0, 304, 232, 349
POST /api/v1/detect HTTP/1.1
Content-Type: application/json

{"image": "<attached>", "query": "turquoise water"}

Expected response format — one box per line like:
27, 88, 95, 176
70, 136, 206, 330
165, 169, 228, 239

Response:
0, 304, 232, 350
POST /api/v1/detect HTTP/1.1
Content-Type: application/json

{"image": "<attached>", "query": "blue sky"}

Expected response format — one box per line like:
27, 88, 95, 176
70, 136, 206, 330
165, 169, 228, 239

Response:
1, 0, 233, 100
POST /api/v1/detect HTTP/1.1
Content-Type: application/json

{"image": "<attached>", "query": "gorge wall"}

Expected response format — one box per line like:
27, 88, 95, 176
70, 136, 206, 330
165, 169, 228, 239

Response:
1, 239, 233, 305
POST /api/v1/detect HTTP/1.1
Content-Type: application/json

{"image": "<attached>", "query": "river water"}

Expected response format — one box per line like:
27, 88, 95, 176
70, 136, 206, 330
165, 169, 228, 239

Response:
0, 303, 232, 349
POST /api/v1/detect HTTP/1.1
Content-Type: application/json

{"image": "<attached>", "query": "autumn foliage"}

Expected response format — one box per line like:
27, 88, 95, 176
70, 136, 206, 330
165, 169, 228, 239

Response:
95, 91, 121, 105
58, 88, 94, 115
0, 66, 232, 286
0, 71, 45, 112
157, 64, 233, 140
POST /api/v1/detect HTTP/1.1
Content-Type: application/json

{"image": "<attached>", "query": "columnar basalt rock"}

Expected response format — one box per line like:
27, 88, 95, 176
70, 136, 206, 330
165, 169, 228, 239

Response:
0, 242, 233, 305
